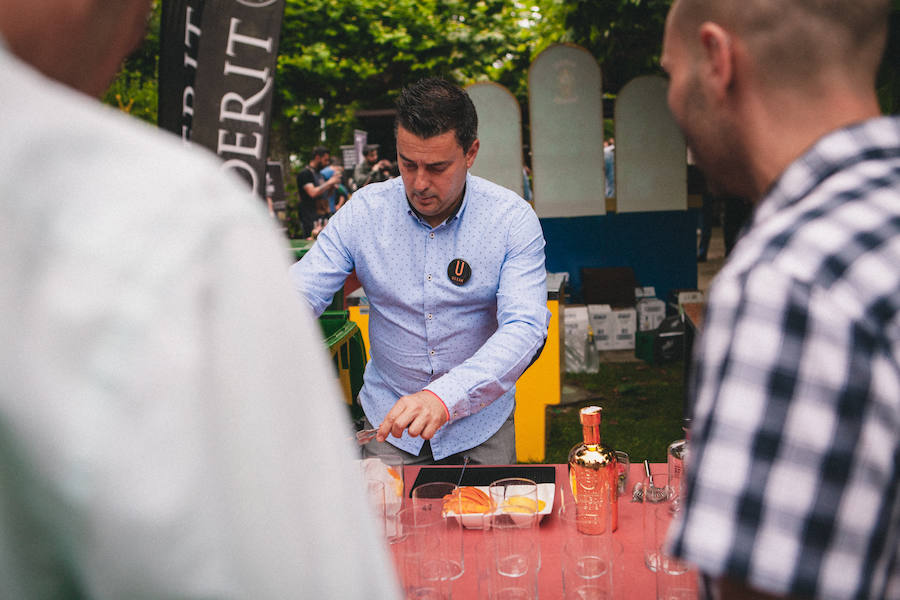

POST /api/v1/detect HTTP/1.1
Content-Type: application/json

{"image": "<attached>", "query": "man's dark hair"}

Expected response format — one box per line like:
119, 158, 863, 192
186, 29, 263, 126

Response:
310, 146, 330, 159
394, 78, 478, 153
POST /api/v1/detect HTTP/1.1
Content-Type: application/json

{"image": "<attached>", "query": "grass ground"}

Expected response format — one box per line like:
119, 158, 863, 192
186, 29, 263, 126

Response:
541, 363, 687, 465
538, 221, 726, 466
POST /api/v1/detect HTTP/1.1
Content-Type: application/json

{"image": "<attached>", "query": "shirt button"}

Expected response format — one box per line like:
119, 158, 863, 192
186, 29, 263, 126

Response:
426, 274, 432, 281
429, 232, 435, 239
430, 350, 435, 356
427, 313, 433, 319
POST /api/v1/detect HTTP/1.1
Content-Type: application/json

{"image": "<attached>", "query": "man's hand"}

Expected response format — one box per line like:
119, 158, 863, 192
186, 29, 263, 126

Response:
376, 390, 449, 442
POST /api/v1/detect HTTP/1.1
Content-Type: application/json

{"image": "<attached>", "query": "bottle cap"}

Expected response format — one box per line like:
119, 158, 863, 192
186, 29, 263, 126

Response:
579, 406, 602, 427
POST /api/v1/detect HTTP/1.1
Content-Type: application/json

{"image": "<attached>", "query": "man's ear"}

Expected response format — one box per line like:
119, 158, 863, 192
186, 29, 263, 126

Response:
698, 22, 734, 100
465, 139, 480, 169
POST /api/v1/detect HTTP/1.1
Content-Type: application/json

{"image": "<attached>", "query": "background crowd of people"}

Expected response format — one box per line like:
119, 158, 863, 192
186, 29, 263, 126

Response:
294, 143, 399, 239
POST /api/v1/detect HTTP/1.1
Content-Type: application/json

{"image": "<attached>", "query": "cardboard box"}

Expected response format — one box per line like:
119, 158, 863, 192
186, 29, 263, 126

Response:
588, 304, 638, 350
609, 307, 637, 350
636, 297, 666, 331
672, 290, 704, 308
582, 267, 636, 307
564, 305, 599, 373
587, 304, 615, 351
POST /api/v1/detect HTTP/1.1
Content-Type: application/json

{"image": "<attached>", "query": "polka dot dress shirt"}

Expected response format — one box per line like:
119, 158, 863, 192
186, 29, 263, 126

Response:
290, 173, 550, 460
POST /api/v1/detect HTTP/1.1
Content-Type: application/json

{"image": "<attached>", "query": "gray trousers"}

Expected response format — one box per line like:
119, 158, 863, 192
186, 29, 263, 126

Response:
361, 410, 516, 465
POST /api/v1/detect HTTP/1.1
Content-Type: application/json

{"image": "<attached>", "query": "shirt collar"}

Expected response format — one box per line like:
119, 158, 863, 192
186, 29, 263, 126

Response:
406, 172, 471, 229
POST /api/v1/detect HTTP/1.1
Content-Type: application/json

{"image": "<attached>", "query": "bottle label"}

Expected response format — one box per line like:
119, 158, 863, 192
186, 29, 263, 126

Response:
570, 465, 618, 533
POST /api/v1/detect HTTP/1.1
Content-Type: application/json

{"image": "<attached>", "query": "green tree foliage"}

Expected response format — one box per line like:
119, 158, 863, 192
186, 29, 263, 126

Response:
103, 0, 896, 223
558, 0, 899, 114
272, 0, 558, 160
102, 71, 159, 124
877, 4, 900, 114
102, 2, 161, 124
558, 0, 671, 96
271, 0, 566, 237
103, 0, 553, 235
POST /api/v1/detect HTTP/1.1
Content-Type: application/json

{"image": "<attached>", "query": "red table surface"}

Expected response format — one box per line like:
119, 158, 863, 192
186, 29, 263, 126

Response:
399, 463, 660, 599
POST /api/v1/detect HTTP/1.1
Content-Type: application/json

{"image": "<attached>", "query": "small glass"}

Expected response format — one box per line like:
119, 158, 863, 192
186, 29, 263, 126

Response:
642, 465, 673, 572
365, 480, 387, 539
615, 450, 630, 497
489, 478, 541, 574
655, 510, 698, 600
558, 496, 616, 599
667, 438, 687, 506
359, 456, 405, 543
562, 539, 624, 600
394, 506, 448, 599
475, 537, 538, 600
411, 482, 464, 581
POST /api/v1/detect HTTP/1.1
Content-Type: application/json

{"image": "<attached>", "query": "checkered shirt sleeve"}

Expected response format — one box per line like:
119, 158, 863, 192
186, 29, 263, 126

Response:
669, 116, 900, 599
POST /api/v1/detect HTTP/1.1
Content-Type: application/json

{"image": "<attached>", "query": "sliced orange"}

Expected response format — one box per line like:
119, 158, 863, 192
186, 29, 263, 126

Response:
500, 495, 546, 513
386, 466, 403, 497
442, 486, 494, 514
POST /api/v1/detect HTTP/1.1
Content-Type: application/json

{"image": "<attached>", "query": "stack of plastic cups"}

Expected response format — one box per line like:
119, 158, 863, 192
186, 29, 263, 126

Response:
412, 482, 465, 585
479, 478, 541, 599
642, 464, 698, 600
393, 503, 454, 600
558, 482, 621, 599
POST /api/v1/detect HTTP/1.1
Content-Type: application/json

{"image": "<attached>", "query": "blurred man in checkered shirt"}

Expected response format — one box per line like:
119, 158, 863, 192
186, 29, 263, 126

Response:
661, 0, 900, 598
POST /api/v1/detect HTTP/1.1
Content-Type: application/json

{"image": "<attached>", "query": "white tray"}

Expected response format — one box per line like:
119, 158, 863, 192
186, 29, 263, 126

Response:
445, 483, 555, 529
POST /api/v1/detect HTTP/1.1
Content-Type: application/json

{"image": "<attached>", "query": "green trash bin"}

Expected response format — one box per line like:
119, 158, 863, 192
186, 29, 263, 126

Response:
317, 310, 366, 421
290, 238, 315, 260
290, 239, 343, 311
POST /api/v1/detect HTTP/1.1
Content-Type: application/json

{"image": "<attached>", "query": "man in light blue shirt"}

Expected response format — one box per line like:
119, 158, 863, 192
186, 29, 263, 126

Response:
290, 78, 550, 464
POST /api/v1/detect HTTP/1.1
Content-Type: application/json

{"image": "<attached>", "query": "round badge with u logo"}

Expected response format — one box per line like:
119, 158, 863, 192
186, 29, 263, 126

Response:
447, 258, 471, 286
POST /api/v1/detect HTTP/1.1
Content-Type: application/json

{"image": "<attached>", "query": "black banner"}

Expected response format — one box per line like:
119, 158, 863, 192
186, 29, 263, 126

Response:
266, 160, 286, 210
189, 0, 286, 197
158, 0, 205, 140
